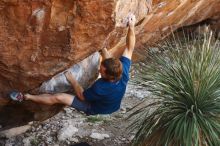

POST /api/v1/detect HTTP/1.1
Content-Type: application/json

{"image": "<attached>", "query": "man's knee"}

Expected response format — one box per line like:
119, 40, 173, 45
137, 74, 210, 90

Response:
54, 93, 73, 105
54, 93, 65, 102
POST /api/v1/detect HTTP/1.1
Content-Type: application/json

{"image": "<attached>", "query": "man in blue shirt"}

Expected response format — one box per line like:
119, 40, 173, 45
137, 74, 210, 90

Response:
10, 14, 136, 115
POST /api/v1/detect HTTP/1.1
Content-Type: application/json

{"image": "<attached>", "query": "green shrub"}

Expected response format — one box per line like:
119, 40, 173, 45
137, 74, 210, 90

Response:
30, 137, 40, 146
86, 115, 109, 123
130, 32, 220, 146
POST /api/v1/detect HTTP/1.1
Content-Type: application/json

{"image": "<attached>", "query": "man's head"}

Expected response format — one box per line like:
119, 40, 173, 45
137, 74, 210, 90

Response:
100, 58, 123, 81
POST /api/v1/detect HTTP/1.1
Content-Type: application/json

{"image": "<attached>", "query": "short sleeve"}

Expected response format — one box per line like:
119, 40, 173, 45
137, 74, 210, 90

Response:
83, 81, 102, 101
120, 56, 131, 81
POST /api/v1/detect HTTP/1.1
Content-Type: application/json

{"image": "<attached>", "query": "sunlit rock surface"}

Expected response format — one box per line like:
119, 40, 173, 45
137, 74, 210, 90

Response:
0, 0, 219, 129
0, 0, 219, 95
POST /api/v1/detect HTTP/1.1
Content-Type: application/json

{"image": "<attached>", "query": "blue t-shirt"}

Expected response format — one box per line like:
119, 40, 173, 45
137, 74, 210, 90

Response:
83, 56, 131, 114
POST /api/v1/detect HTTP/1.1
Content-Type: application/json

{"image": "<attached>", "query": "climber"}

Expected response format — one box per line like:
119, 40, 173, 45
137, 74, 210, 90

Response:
9, 13, 136, 115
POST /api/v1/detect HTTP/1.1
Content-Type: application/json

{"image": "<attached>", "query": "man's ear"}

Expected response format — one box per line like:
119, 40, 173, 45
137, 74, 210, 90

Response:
99, 65, 105, 73
102, 66, 107, 73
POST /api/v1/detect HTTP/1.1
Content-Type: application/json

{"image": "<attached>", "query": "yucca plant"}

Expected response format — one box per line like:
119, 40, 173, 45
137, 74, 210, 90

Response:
129, 32, 220, 146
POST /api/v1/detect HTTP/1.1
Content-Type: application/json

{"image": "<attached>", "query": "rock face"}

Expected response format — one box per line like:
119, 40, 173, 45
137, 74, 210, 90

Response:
39, 52, 100, 93
0, 0, 220, 130
0, 53, 100, 130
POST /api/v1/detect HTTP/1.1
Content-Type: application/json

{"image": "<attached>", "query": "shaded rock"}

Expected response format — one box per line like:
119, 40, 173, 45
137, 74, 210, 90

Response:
45, 136, 53, 144
69, 137, 79, 143
22, 136, 34, 146
125, 84, 151, 99
57, 125, 78, 141
64, 107, 73, 114
0, 52, 99, 130
120, 107, 127, 114
90, 133, 110, 140
128, 135, 135, 142
0, 125, 31, 138
40, 52, 100, 93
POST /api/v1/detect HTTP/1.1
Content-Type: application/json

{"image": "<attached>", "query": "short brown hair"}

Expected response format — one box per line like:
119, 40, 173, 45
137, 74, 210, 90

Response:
101, 58, 123, 81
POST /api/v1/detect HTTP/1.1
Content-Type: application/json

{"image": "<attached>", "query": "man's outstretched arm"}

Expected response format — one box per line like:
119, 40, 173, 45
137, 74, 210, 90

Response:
123, 15, 136, 59
105, 14, 136, 59
64, 71, 85, 101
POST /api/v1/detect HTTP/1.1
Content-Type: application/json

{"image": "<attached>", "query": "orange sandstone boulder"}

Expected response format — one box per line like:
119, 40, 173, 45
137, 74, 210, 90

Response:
0, 0, 219, 130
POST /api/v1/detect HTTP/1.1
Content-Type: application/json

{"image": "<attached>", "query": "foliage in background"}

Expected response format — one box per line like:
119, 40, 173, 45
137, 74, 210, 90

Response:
129, 32, 220, 146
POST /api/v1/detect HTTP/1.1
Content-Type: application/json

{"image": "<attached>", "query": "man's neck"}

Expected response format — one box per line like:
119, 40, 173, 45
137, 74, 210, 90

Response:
102, 77, 118, 82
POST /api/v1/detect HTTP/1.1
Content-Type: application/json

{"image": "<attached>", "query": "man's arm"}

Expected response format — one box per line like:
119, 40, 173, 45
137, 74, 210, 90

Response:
99, 47, 111, 60
105, 14, 136, 59
123, 15, 136, 59
64, 71, 85, 101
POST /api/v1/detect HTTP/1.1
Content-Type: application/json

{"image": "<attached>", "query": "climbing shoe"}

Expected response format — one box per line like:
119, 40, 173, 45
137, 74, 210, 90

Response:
9, 91, 24, 102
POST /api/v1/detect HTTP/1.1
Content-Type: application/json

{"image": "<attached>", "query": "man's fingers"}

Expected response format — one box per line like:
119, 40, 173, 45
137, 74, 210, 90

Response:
127, 13, 136, 27
67, 72, 72, 77
64, 71, 69, 75
64, 71, 72, 78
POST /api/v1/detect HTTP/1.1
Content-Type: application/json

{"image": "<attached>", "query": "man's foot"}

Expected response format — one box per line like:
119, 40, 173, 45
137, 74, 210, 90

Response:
9, 91, 25, 102
24, 93, 31, 100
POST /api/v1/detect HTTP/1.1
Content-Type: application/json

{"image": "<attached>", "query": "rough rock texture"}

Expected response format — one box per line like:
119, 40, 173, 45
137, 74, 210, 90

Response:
0, 0, 220, 129
0, 53, 99, 130
39, 52, 100, 93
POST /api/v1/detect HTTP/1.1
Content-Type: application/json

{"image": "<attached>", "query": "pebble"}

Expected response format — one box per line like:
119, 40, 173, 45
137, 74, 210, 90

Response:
126, 105, 132, 110
90, 133, 110, 140
28, 122, 34, 125
150, 47, 160, 53
36, 125, 42, 131
22, 136, 33, 146
121, 138, 126, 141
66, 140, 71, 145
69, 137, 79, 143
64, 108, 73, 114
128, 135, 135, 141
46, 137, 53, 144
31, 127, 36, 132
43, 126, 47, 130
120, 107, 127, 114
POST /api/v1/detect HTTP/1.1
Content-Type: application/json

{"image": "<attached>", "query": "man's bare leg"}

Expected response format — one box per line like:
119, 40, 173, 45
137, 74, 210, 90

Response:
18, 72, 83, 106
25, 93, 74, 106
